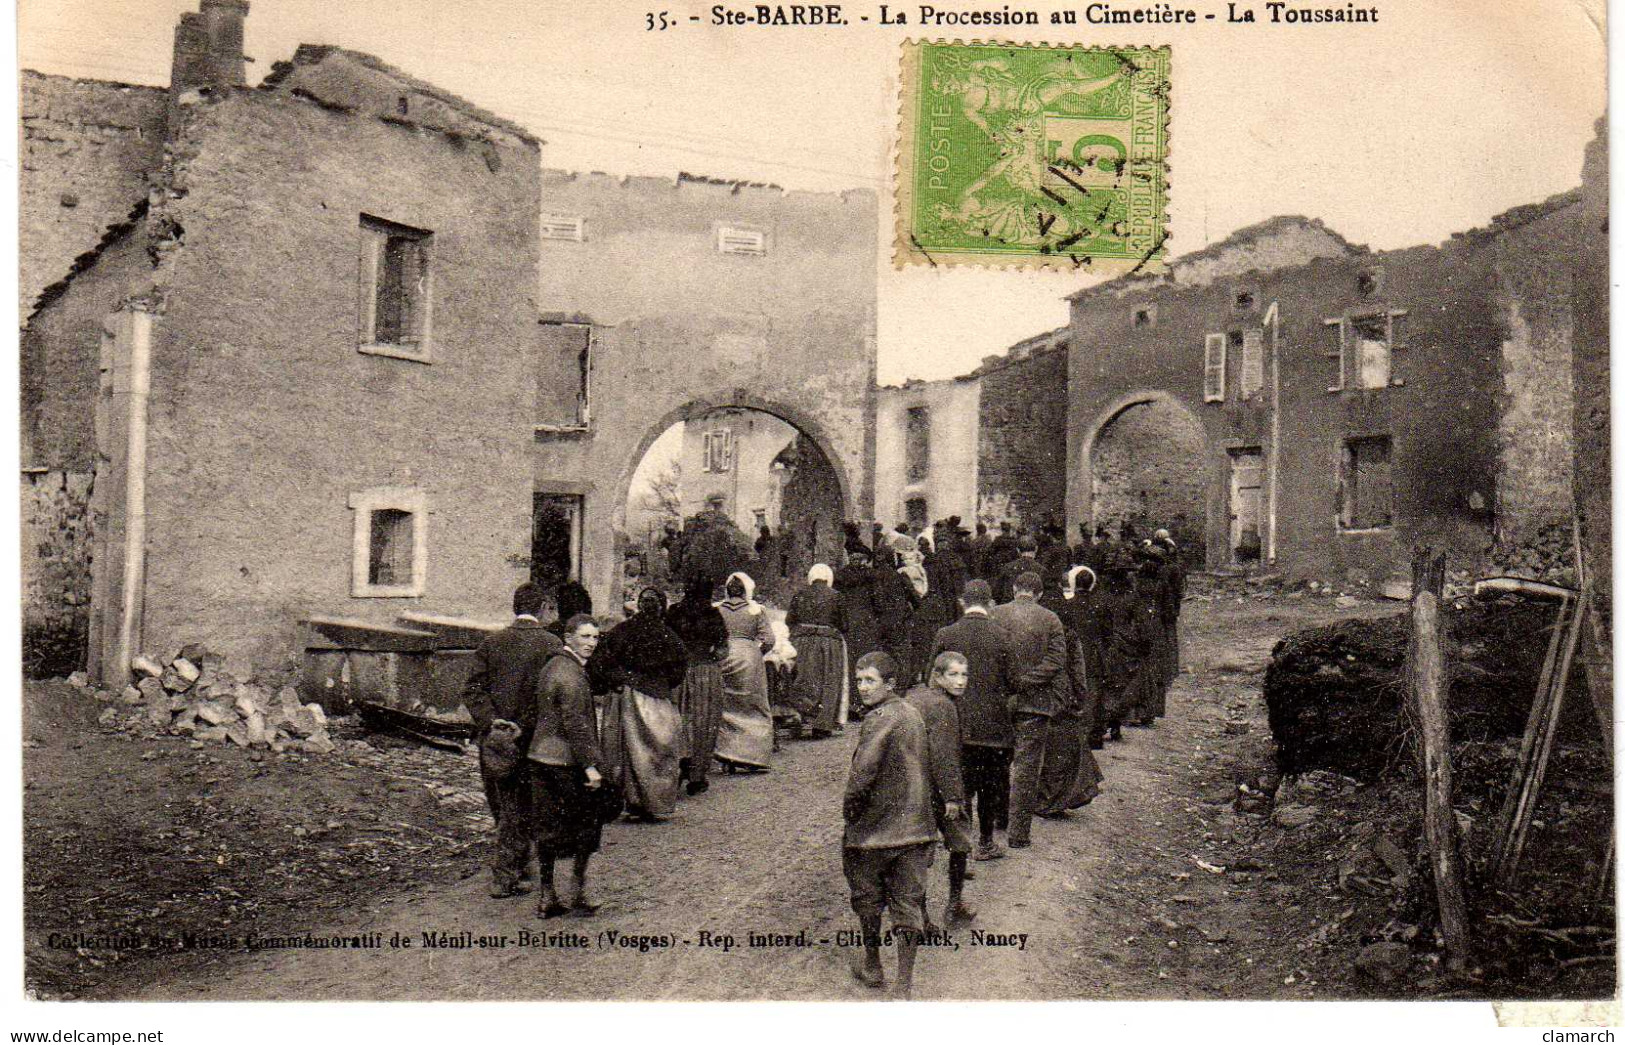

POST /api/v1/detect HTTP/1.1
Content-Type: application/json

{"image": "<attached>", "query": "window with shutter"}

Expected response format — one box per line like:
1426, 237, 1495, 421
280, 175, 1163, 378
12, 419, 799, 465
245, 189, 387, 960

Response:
359, 215, 433, 361
715, 428, 734, 472
1340, 436, 1394, 530
1351, 315, 1390, 389
536, 323, 592, 429
1203, 333, 1226, 402
1240, 327, 1265, 397
1323, 318, 1346, 391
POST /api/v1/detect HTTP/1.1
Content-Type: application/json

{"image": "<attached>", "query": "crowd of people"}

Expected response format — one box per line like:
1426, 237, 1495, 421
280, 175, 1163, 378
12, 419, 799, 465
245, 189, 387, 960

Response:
458, 514, 1188, 990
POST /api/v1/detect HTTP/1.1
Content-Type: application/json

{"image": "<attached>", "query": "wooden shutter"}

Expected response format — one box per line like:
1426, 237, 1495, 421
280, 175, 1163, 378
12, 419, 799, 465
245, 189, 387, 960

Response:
1240, 327, 1264, 397
1323, 318, 1346, 391
1203, 333, 1226, 402
358, 224, 382, 345
536, 324, 592, 428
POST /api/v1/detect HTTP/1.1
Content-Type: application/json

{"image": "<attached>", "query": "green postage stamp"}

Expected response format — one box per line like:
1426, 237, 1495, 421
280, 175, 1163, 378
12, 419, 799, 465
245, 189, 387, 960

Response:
895, 41, 1169, 271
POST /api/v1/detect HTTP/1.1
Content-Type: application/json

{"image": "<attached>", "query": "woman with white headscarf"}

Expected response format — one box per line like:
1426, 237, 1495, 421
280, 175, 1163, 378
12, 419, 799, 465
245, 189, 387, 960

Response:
785, 562, 849, 739
714, 571, 775, 771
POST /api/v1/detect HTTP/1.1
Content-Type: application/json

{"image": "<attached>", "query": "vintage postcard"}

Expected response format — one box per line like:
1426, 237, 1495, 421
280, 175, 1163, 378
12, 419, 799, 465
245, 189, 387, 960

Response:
10, 0, 1613, 1034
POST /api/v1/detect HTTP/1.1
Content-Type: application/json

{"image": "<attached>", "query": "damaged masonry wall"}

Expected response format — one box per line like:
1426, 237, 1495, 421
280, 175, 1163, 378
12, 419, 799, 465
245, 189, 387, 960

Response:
136, 87, 540, 676
19, 71, 166, 323
531, 169, 878, 610
24, 79, 545, 681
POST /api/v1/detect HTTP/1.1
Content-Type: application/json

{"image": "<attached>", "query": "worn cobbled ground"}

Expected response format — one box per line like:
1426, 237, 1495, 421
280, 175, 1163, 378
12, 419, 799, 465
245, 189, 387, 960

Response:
41, 592, 1402, 1001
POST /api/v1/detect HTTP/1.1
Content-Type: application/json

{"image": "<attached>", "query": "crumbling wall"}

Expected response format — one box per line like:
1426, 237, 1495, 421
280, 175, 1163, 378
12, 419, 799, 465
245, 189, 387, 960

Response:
1573, 120, 1610, 627
977, 344, 1068, 529
532, 170, 877, 610
20, 72, 164, 321
22, 471, 95, 678
1490, 200, 1580, 583
133, 89, 541, 675
874, 376, 979, 530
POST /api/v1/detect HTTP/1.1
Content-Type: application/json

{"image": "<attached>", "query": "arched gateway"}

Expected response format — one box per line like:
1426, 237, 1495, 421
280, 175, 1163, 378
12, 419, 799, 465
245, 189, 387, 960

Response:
1078, 390, 1211, 567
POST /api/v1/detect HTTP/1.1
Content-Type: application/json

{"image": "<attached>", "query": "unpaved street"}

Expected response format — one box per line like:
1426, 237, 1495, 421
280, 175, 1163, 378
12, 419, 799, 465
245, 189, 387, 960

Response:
105, 592, 1393, 1001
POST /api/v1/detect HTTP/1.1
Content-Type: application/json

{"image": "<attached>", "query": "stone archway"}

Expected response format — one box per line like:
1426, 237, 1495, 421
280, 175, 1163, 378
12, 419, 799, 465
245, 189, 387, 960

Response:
1079, 390, 1209, 567
614, 393, 852, 604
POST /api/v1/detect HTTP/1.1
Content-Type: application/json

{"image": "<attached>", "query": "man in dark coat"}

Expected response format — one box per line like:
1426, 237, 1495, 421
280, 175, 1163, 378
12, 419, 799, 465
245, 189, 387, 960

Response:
986, 522, 1019, 578
835, 546, 886, 668
461, 582, 564, 898
905, 651, 977, 927
963, 522, 992, 580
930, 579, 1018, 861
989, 571, 1068, 849
529, 614, 607, 918
992, 534, 1044, 605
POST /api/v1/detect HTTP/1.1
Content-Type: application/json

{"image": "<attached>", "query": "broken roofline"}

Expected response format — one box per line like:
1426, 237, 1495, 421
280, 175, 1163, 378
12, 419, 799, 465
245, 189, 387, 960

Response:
1065, 189, 1587, 303
541, 167, 877, 206
260, 43, 541, 147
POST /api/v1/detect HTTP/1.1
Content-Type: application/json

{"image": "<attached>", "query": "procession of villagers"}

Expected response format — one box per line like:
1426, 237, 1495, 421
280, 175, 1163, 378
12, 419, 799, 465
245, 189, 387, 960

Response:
463, 515, 1186, 998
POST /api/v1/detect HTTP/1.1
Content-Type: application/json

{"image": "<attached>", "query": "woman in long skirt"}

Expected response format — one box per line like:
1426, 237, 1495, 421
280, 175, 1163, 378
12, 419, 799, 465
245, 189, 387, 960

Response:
589, 588, 690, 821
665, 574, 728, 795
714, 572, 775, 772
785, 563, 848, 738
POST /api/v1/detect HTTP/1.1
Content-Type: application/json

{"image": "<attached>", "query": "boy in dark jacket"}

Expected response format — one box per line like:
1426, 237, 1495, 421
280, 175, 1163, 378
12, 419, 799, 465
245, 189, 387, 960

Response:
844, 651, 939, 999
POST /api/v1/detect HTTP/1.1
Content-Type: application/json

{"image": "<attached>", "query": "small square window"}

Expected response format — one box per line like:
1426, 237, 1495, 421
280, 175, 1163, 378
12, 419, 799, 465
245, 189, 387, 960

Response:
350, 487, 427, 597
1234, 290, 1256, 311
1132, 305, 1156, 328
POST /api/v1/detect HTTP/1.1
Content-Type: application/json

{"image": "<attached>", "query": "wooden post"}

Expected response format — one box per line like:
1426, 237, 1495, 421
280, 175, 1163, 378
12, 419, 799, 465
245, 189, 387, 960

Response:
1407, 546, 1472, 973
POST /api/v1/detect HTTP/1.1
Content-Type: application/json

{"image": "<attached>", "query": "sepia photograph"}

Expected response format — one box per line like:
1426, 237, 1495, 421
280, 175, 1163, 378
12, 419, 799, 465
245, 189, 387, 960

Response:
9, 0, 1615, 1026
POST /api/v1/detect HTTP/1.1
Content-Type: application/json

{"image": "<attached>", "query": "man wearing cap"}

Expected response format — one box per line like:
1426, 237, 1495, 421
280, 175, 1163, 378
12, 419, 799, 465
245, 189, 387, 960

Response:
462, 581, 563, 899
930, 579, 1019, 861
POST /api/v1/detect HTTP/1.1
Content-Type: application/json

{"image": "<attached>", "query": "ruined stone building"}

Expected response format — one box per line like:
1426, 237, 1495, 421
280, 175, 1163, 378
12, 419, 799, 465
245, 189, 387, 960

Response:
880, 175, 1605, 586
21, 1, 877, 682
874, 325, 1068, 533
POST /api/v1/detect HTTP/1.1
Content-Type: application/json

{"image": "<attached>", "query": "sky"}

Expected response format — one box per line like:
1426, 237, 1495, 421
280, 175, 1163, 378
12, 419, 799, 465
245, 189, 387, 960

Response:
17, 0, 1608, 383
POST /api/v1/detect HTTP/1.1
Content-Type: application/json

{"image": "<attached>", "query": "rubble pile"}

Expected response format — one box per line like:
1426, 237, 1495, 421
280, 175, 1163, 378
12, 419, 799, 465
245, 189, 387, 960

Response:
1262, 596, 1580, 780
1489, 519, 1579, 589
69, 647, 337, 754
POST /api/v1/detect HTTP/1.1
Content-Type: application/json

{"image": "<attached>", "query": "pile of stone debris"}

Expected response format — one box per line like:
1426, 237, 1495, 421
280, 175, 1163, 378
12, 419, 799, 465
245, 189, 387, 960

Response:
69, 648, 337, 754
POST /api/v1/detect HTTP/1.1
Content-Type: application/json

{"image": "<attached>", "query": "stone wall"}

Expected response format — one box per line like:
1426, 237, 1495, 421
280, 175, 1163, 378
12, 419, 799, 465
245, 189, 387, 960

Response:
20, 71, 164, 322
873, 376, 980, 530
977, 343, 1068, 530
21, 470, 95, 678
1489, 198, 1582, 583
127, 88, 541, 675
1066, 212, 1538, 582
1573, 120, 1610, 627
532, 170, 877, 611
1090, 398, 1206, 548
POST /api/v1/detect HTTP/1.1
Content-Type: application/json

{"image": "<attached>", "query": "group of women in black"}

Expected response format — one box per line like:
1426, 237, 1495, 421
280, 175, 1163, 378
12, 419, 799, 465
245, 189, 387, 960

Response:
575, 519, 1186, 824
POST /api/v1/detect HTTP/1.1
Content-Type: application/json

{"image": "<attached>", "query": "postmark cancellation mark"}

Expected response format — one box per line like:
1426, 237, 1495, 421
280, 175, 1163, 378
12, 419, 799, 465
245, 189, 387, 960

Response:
895, 40, 1170, 272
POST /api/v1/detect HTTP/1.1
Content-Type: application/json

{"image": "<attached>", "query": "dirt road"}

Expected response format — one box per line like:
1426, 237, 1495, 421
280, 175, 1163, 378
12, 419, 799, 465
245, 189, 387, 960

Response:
107, 591, 1392, 1001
